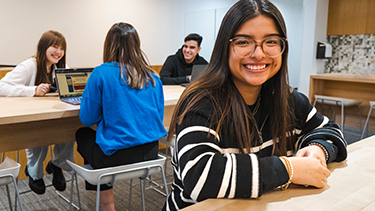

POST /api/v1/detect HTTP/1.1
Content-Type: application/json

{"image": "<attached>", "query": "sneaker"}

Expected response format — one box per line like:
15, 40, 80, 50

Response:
25, 165, 45, 194
45, 161, 66, 191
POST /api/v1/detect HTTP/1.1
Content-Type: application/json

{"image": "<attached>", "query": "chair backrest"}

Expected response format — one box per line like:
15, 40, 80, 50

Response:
67, 154, 166, 185
314, 95, 362, 106
158, 135, 175, 148
0, 157, 21, 186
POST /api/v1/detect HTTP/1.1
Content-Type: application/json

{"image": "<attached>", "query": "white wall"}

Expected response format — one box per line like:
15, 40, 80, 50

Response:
271, 0, 304, 89
183, 0, 305, 89
0, 0, 236, 67
1, 0, 327, 95
298, 0, 329, 95
183, 6, 234, 62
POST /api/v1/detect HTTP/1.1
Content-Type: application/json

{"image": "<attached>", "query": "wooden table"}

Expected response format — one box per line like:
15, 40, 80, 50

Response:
0, 85, 185, 153
182, 136, 375, 211
1, 85, 185, 179
309, 73, 375, 116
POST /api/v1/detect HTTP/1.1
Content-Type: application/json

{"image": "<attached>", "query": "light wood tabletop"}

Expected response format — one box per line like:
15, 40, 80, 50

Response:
0, 85, 185, 153
162, 85, 186, 106
182, 135, 375, 211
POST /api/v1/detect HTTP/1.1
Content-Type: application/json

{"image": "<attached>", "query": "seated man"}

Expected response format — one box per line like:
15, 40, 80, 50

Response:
160, 33, 208, 85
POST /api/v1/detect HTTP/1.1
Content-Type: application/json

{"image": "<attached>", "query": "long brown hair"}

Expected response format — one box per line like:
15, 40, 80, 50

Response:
103, 22, 156, 89
35, 30, 66, 85
168, 0, 294, 156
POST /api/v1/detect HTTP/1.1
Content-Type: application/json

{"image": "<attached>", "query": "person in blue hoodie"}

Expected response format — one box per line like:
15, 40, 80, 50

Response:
76, 22, 167, 211
160, 33, 208, 85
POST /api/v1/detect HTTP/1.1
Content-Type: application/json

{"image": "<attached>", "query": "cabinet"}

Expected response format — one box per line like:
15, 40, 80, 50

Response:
327, 0, 375, 35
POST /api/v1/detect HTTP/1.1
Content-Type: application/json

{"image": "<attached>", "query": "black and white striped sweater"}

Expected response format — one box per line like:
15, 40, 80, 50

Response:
164, 91, 347, 211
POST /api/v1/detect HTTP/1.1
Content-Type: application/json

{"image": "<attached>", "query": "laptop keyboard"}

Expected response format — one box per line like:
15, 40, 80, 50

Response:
68, 97, 82, 105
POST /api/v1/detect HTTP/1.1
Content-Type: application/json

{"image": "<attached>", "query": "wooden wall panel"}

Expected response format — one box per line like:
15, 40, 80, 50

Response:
328, 0, 371, 36
344, 0, 368, 35
1, 66, 163, 80
327, 0, 346, 36
366, 0, 375, 34
150, 65, 163, 73
0, 69, 11, 79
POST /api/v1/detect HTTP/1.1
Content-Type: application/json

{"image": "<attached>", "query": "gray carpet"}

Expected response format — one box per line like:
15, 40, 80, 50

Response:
0, 148, 173, 211
343, 125, 374, 145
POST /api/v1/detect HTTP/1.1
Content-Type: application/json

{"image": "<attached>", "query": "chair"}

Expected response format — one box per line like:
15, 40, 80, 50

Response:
0, 157, 24, 211
149, 135, 175, 195
361, 101, 375, 139
158, 134, 175, 175
313, 95, 362, 132
6, 146, 81, 210
66, 154, 168, 211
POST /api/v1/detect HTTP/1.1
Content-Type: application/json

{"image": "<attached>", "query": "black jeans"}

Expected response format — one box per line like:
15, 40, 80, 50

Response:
75, 127, 158, 191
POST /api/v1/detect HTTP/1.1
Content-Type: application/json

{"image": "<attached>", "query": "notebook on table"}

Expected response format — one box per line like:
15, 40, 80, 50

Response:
54, 67, 94, 105
181, 64, 208, 87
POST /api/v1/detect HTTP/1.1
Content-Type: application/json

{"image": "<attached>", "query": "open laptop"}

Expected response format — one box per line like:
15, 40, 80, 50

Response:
181, 64, 208, 87
54, 68, 94, 105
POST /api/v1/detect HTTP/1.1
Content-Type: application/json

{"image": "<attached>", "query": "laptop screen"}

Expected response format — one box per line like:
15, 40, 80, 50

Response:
55, 68, 93, 98
190, 64, 208, 83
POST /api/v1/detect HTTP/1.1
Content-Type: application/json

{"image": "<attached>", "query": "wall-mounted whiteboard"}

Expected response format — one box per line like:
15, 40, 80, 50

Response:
184, 7, 230, 62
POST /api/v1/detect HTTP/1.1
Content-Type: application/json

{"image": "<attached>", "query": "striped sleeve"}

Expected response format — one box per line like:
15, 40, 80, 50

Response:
293, 91, 347, 163
169, 97, 288, 206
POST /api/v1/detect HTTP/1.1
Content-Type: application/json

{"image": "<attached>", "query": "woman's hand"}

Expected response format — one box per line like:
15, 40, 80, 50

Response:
34, 83, 51, 96
288, 157, 331, 188
295, 145, 326, 166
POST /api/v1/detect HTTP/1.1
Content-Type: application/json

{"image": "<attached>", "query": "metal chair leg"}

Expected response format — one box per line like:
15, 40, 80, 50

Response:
361, 106, 373, 139
52, 166, 80, 210
129, 179, 133, 211
75, 172, 81, 209
69, 172, 75, 211
68, 171, 81, 211
6, 184, 13, 211
96, 181, 100, 211
160, 166, 169, 197
140, 178, 145, 211
341, 101, 344, 132
358, 105, 362, 132
50, 146, 81, 210
14, 150, 20, 211
12, 176, 24, 211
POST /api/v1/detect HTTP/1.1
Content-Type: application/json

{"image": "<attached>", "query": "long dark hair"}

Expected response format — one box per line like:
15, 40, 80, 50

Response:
168, 0, 293, 155
35, 30, 66, 85
103, 22, 156, 89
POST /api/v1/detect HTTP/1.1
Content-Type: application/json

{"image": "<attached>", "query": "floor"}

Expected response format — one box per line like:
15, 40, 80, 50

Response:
1, 115, 374, 211
334, 113, 375, 144
0, 147, 174, 211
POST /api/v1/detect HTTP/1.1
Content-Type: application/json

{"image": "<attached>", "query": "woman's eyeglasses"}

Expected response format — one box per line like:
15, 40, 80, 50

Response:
229, 36, 287, 58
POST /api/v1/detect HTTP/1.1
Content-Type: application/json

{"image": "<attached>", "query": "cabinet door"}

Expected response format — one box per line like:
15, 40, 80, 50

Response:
366, 0, 375, 34
327, 0, 368, 35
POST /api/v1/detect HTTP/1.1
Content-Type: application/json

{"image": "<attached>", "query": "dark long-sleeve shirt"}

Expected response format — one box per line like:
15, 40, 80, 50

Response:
160, 48, 208, 85
164, 90, 347, 210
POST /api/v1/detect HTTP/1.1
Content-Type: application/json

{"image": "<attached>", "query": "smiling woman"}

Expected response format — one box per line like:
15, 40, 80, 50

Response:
0, 30, 74, 196
163, 0, 347, 210
228, 15, 283, 104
